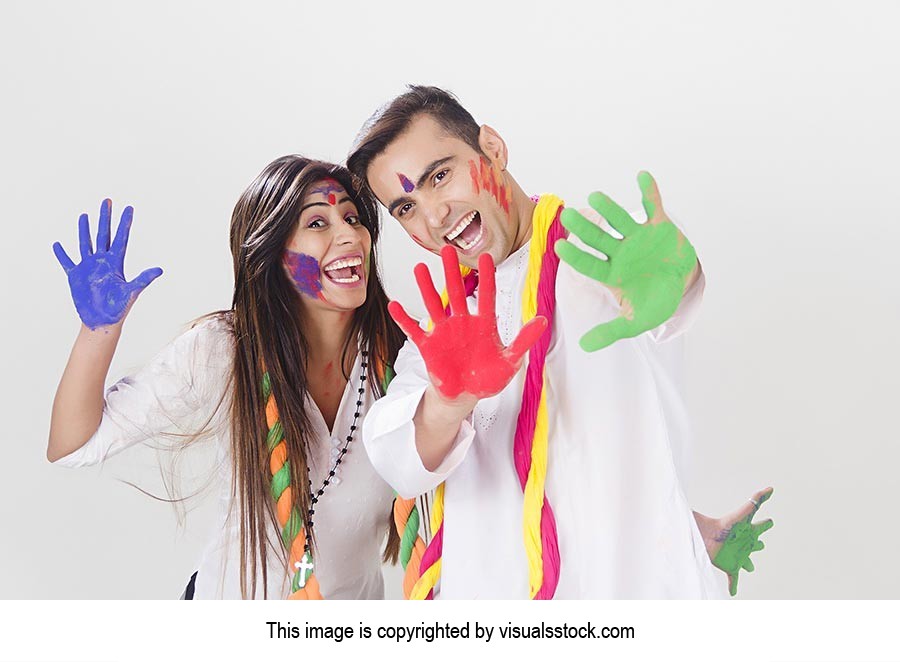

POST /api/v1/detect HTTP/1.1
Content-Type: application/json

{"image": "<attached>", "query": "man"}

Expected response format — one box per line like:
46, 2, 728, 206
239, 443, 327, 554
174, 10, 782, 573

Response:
350, 86, 770, 598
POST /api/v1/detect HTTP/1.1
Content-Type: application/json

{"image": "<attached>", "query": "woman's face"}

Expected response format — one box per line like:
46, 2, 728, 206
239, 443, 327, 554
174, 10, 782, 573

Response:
282, 178, 372, 315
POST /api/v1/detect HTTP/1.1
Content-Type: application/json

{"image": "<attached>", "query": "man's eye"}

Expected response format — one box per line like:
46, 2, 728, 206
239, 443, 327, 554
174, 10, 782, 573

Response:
397, 203, 413, 218
433, 169, 449, 185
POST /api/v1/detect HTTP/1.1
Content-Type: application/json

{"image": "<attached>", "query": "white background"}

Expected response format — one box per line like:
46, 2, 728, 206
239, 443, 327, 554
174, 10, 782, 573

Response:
0, 0, 897, 600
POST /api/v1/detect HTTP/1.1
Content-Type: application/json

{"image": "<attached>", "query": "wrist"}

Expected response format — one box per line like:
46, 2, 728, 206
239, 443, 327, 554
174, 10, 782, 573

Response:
424, 384, 477, 423
78, 320, 124, 346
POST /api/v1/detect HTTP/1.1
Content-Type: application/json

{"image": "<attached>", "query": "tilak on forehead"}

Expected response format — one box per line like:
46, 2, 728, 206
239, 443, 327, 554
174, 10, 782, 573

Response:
283, 250, 327, 302
469, 157, 512, 215
309, 178, 346, 206
397, 173, 415, 194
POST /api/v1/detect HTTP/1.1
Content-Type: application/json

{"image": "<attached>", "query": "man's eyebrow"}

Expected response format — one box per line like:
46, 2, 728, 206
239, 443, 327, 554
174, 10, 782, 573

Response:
415, 156, 454, 190
386, 156, 454, 216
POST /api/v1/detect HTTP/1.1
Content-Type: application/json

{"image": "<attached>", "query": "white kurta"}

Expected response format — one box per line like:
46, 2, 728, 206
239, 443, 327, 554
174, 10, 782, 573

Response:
53, 317, 394, 599
363, 210, 728, 599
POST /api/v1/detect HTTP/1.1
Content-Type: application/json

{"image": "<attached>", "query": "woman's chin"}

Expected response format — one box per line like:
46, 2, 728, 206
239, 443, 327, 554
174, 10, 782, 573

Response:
321, 288, 367, 312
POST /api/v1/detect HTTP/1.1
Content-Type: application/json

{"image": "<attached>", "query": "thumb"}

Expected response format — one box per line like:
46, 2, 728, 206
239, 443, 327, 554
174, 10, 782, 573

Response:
579, 316, 637, 352
129, 267, 164, 293
504, 315, 548, 364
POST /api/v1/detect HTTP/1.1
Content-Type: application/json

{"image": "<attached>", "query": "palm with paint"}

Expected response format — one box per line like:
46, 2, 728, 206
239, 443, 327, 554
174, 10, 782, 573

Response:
388, 245, 548, 400
554, 172, 698, 352
53, 199, 163, 329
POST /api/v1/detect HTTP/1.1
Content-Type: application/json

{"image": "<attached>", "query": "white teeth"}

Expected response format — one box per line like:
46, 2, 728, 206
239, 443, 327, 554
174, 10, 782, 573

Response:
445, 211, 477, 242
324, 256, 363, 272
454, 221, 484, 251
331, 274, 361, 283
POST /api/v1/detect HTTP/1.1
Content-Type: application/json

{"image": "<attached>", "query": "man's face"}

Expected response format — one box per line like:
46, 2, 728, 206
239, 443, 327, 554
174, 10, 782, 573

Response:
367, 115, 518, 269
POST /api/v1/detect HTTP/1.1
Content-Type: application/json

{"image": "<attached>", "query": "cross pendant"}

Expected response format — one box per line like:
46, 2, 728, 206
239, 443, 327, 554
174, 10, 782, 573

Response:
294, 552, 314, 588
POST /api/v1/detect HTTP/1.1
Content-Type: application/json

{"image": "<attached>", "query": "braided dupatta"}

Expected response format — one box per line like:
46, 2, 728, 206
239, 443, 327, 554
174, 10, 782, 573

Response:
264, 353, 406, 599
263, 372, 323, 599
410, 194, 566, 599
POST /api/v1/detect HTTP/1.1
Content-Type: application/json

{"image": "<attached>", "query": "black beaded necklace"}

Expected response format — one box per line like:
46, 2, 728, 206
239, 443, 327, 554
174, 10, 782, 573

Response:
303, 349, 368, 547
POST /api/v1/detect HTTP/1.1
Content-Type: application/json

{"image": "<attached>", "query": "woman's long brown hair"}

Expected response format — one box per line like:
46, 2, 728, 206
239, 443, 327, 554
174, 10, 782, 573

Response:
217, 155, 404, 598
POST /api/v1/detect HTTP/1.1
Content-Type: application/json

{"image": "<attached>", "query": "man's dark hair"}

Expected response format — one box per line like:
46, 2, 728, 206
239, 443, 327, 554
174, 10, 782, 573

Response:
347, 85, 482, 189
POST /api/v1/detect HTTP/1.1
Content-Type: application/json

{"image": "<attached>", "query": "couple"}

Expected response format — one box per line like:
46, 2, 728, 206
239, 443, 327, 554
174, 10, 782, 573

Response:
48, 86, 771, 599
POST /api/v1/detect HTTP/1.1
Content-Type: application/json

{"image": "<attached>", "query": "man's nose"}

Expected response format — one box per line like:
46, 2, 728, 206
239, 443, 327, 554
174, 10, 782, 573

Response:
422, 199, 452, 231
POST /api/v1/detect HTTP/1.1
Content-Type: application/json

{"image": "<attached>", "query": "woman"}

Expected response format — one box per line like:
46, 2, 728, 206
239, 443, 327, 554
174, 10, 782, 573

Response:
48, 156, 406, 599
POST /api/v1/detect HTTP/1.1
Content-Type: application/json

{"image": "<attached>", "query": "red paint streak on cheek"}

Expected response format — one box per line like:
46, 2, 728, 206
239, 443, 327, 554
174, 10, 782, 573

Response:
474, 157, 511, 216
469, 160, 481, 195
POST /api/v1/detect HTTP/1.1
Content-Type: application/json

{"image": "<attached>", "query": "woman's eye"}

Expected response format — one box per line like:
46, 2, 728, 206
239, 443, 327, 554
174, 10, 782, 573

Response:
345, 214, 361, 225
433, 169, 449, 185
308, 218, 325, 229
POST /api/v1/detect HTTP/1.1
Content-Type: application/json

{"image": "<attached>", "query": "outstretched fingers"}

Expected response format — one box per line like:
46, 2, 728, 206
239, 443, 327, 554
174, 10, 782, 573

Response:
554, 239, 611, 283
129, 267, 164, 293
52, 242, 75, 272
724, 487, 775, 528
751, 487, 775, 514
587, 191, 640, 237
504, 315, 548, 364
579, 316, 638, 352
637, 171, 664, 221
476, 251, 496, 318
560, 207, 621, 257
96, 198, 112, 252
440, 245, 468, 315
414, 263, 446, 324
78, 213, 93, 259
753, 519, 774, 536
110, 205, 135, 255
388, 300, 426, 346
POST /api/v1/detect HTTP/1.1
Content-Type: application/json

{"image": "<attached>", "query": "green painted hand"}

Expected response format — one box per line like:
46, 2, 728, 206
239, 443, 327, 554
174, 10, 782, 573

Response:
554, 171, 698, 352
695, 488, 774, 596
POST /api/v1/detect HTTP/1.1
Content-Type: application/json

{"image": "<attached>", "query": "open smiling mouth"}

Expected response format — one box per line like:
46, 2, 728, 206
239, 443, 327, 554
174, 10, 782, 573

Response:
444, 210, 484, 252
323, 255, 364, 284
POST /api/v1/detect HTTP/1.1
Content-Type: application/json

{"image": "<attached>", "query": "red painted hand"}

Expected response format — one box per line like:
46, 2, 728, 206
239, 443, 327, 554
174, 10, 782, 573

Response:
389, 246, 548, 400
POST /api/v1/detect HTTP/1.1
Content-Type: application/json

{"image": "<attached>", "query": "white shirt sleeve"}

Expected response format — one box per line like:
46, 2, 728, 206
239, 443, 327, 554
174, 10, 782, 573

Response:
51, 319, 231, 469
362, 337, 476, 499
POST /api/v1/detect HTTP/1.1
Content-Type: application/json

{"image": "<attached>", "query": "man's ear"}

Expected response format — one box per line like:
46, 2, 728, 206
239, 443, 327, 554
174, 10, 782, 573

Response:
478, 124, 509, 170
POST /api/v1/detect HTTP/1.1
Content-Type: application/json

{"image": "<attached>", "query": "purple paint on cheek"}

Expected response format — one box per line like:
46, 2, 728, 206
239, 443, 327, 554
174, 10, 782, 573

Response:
283, 250, 323, 299
398, 173, 415, 193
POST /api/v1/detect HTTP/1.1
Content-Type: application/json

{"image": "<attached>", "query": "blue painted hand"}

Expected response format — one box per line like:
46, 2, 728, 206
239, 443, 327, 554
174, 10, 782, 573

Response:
53, 199, 163, 330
